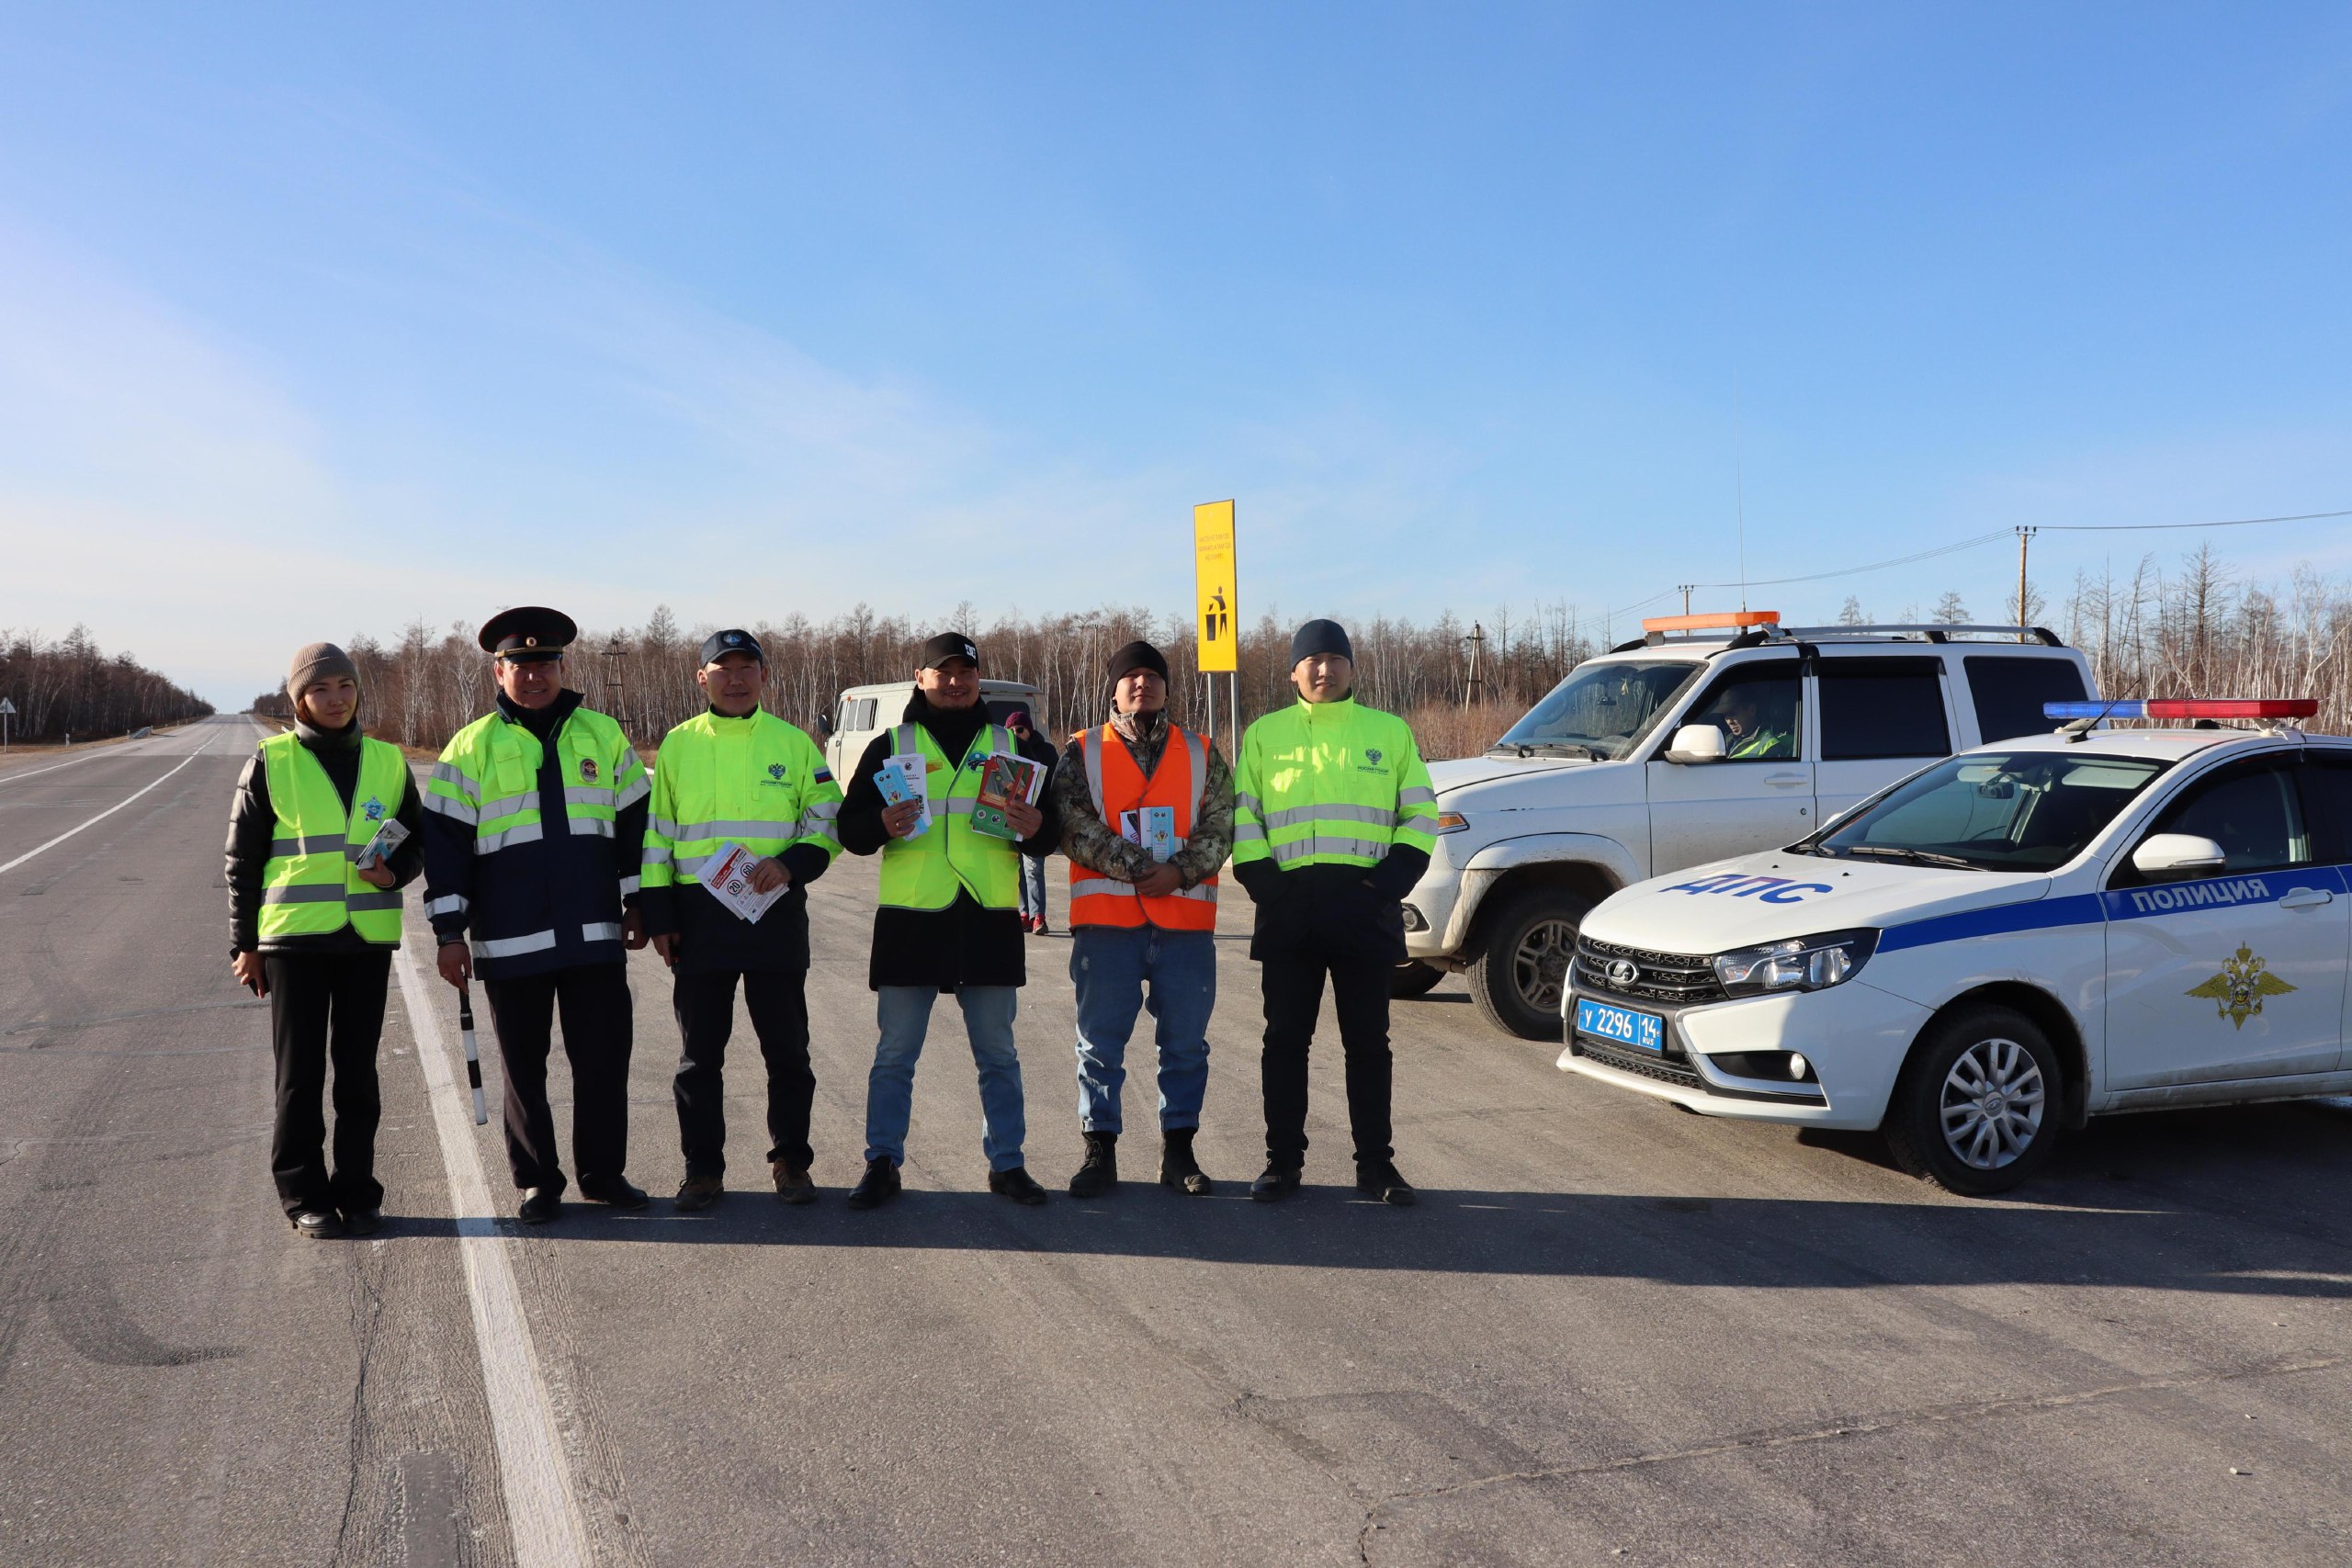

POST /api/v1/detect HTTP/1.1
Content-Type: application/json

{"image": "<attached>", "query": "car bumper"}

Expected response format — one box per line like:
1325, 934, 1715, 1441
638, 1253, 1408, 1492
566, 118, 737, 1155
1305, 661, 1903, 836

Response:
1555, 980, 1929, 1130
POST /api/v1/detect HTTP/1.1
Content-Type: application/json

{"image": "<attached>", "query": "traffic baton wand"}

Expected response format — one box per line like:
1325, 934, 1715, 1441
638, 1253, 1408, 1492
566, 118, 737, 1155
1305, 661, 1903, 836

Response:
457, 983, 489, 1125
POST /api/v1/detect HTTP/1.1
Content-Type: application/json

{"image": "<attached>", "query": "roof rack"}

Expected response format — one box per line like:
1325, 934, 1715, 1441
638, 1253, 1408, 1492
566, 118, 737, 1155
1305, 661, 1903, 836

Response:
1611, 621, 2066, 654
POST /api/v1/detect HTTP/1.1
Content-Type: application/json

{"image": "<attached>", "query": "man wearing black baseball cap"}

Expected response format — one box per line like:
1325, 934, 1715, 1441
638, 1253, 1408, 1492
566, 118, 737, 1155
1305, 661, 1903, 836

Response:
833, 632, 1061, 1208
422, 606, 653, 1223
640, 629, 842, 1211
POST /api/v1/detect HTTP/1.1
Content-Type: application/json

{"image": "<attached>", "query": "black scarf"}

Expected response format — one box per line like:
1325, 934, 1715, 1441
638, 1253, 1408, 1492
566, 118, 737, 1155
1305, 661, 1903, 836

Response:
902, 690, 989, 761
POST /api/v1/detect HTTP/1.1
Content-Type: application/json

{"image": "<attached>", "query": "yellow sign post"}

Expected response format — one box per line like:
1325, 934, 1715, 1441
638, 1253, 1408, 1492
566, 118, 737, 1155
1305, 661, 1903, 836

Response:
1193, 500, 1238, 673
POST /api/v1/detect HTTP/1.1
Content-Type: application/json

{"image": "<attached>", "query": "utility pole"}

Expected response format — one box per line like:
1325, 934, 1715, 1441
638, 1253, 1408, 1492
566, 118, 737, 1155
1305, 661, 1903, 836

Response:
601, 637, 631, 739
2015, 527, 2038, 642
1678, 583, 1695, 616
1463, 622, 1486, 710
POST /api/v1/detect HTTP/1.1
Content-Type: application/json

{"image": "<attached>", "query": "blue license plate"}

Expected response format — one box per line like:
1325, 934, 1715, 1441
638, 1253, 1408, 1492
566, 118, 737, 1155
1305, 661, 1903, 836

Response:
1574, 996, 1665, 1054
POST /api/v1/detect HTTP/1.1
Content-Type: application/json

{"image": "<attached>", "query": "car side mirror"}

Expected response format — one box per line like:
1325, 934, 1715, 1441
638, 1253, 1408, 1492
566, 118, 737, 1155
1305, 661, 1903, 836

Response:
2131, 833, 2227, 881
1663, 724, 1725, 764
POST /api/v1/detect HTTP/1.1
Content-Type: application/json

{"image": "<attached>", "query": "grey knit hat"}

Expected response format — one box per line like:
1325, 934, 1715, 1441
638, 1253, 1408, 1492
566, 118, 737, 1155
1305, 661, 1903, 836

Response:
286, 641, 358, 705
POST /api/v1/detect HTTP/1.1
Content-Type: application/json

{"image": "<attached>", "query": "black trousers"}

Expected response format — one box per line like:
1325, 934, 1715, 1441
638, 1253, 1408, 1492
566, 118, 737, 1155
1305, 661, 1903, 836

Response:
673, 967, 815, 1179
266, 950, 391, 1215
1259, 953, 1394, 1168
481, 962, 633, 1193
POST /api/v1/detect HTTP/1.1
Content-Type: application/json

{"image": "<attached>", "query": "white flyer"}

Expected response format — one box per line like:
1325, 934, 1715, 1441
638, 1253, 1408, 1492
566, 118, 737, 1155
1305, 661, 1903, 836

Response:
701, 841, 786, 923
880, 751, 933, 837
353, 817, 410, 871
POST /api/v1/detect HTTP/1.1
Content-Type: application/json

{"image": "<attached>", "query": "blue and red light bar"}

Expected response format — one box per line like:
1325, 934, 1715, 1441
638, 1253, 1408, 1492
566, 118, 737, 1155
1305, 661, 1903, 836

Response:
2044, 698, 2318, 722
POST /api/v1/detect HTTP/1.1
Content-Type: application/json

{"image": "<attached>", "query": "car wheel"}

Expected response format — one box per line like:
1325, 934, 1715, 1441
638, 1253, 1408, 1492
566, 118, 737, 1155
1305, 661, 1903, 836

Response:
1467, 886, 1591, 1041
1884, 1005, 2063, 1195
1390, 961, 1446, 999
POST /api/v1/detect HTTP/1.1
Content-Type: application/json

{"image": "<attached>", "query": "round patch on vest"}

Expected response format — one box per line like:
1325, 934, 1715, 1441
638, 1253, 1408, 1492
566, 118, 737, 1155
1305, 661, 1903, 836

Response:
579, 757, 599, 783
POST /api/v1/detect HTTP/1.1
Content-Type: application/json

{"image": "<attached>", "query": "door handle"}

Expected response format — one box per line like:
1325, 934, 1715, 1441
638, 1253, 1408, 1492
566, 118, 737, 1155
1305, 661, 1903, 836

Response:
2278, 887, 2335, 910
1764, 773, 1808, 788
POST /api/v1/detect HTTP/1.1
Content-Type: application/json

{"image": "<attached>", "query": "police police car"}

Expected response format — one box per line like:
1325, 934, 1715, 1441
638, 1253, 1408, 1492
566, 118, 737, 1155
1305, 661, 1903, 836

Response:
1558, 698, 2352, 1193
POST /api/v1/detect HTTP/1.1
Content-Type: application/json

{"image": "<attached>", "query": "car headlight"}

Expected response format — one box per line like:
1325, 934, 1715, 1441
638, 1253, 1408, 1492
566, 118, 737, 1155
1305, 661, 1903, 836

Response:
1712, 929, 1878, 997
1434, 811, 1471, 834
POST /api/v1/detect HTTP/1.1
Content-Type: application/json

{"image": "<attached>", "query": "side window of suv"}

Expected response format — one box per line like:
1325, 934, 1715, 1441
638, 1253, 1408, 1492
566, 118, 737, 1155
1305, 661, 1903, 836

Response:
2112, 758, 2308, 886
1816, 657, 1951, 761
1684, 663, 1804, 761
2295, 757, 2352, 867
1964, 656, 2087, 745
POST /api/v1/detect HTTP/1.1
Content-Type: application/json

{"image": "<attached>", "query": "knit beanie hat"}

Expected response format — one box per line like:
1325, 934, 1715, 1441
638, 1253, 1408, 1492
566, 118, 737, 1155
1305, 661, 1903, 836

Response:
1287, 618, 1354, 667
1106, 640, 1170, 683
286, 642, 358, 705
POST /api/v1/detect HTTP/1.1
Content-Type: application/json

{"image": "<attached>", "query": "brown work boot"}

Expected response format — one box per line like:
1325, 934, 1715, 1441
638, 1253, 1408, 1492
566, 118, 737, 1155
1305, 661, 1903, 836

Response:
771, 1159, 818, 1205
673, 1176, 724, 1213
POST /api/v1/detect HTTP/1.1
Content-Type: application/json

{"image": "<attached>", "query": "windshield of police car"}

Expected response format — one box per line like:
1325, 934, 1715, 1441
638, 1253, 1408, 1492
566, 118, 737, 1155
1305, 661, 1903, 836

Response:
1494, 660, 1702, 760
1803, 751, 2171, 872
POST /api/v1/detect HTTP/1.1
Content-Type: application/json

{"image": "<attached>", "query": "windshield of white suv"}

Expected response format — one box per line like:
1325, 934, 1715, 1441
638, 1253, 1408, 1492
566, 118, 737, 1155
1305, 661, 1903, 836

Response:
1493, 660, 1703, 760
1796, 750, 2172, 872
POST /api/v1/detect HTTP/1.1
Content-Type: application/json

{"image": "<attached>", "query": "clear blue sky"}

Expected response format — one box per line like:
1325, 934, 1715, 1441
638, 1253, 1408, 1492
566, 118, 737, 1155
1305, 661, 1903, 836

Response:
4, 3, 2348, 707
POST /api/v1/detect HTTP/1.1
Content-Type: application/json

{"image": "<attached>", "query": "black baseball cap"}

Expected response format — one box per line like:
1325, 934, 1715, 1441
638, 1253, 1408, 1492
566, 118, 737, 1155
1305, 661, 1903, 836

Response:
918, 632, 980, 670
699, 628, 765, 666
479, 606, 577, 660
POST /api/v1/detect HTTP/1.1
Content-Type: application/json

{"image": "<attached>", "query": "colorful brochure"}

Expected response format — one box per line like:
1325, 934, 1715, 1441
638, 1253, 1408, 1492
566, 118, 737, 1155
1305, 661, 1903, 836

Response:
353, 818, 410, 871
875, 754, 932, 837
1116, 806, 1180, 863
702, 841, 786, 923
971, 752, 1046, 840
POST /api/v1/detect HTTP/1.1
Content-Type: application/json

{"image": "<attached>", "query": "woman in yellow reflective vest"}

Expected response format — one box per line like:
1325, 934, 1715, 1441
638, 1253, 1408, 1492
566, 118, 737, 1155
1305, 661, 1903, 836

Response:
223, 643, 424, 1239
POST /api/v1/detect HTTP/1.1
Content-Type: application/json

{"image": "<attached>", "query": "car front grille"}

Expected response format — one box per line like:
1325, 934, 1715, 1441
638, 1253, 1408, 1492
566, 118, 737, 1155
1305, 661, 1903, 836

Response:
1573, 935, 1725, 1006
1566, 1034, 1705, 1089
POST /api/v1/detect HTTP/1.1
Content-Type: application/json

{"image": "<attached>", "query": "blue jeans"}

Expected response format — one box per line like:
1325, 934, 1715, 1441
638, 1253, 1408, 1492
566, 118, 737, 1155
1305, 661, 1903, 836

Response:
1019, 854, 1048, 923
1070, 925, 1216, 1134
865, 987, 1028, 1172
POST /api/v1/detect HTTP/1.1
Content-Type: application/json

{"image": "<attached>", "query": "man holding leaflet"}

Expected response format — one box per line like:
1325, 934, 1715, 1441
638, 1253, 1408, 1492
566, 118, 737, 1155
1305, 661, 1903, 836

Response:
833, 632, 1062, 1208
640, 629, 842, 1210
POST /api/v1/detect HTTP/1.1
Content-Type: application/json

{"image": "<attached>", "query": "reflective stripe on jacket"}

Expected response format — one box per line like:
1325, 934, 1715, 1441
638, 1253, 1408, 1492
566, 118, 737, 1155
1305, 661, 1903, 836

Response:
642, 711, 842, 890
257, 730, 408, 944
1069, 721, 1218, 931
1231, 696, 1440, 872
876, 721, 1022, 911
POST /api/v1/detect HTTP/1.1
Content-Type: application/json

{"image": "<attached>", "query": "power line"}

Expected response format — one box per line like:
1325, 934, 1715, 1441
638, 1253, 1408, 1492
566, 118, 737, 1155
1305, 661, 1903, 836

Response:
1609, 506, 2348, 621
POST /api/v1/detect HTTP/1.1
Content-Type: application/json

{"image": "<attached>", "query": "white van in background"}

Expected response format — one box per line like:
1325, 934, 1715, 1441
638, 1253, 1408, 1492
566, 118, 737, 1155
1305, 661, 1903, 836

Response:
821, 680, 1046, 784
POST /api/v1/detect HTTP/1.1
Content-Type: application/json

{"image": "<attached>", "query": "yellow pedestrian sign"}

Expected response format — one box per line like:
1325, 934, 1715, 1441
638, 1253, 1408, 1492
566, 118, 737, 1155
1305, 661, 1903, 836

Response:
1193, 500, 1238, 673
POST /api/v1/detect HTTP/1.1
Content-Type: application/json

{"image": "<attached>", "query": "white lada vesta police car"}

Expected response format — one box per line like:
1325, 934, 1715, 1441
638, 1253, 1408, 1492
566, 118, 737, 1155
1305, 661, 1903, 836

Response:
1559, 699, 2352, 1194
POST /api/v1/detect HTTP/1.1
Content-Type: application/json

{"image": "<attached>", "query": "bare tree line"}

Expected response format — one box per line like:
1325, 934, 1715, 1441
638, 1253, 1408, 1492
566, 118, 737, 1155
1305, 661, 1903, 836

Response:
253, 546, 2350, 759
1, 626, 214, 743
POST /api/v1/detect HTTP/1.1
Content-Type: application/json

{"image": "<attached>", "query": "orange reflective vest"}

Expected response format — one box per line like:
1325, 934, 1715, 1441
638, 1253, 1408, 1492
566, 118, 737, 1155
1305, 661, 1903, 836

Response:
1068, 722, 1219, 931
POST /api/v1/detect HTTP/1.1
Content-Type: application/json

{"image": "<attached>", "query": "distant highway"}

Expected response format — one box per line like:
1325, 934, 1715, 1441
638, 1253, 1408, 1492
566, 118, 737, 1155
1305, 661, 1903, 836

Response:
2, 713, 2346, 1565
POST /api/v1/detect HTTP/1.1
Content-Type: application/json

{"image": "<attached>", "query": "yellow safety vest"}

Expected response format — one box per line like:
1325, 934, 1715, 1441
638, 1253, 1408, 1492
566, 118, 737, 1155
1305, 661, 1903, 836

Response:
1231, 696, 1440, 871
257, 731, 408, 944
643, 710, 842, 890
876, 721, 1023, 911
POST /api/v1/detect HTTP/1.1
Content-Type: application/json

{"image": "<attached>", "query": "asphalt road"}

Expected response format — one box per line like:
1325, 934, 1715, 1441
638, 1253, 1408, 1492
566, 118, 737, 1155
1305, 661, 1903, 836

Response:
3, 712, 2347, 1566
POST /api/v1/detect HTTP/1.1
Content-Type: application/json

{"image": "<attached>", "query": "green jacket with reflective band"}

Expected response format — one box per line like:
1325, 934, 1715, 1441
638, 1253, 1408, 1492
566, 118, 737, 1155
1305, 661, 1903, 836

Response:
256, 730, 410, 944
642, 710, 842, 891
1231, 695, 1441, 873
420, 696, 650, 978
877, 721, 1023, 911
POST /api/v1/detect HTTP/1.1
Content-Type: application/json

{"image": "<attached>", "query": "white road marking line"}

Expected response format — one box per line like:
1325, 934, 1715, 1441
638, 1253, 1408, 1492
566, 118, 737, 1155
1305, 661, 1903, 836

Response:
393, 941, 597, 1568
0, 754, 199, 877
0, 743, 155, 785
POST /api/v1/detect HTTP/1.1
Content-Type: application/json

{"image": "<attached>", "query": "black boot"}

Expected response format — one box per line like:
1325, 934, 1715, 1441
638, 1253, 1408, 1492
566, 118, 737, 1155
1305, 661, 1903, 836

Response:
1355, 1159, 1418, 1206
1067, 1132, 1119, 1198
1159, 1129, 1213, 1196
846, 1157, 902, 1211
1250, 1162, 1303, 1202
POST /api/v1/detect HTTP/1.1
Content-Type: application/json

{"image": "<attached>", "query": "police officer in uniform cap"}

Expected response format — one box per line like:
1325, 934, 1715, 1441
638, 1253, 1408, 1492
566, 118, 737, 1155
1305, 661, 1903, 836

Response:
641, 628, 842, 1210
422, 606, 653, 1223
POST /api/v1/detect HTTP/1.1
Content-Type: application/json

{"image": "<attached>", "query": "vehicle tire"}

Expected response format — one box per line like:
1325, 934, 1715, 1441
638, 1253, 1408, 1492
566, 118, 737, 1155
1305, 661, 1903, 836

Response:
1467, 886, 1591, 1042
1390, 961, 1446, 999
1883, 1005, 2064, 1195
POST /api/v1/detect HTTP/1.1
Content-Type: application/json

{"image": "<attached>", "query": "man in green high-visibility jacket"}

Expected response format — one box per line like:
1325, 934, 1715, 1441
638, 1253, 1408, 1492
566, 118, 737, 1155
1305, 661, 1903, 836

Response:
1230, 619, 1441, 1206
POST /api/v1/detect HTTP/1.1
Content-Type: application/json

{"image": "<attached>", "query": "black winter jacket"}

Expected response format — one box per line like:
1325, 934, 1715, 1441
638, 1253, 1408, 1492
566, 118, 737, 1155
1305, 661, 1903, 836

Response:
223, 717, 426, 957
835, 694, 1060, 991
